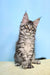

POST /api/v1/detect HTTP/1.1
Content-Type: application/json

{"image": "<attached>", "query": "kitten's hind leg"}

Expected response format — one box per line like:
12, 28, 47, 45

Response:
32, 59, 41, 64
14, 55, 21, 66
15, 62, 21, 66
32, 54, 41, 64
32, 57, 46, 64
14, 59, 21, 66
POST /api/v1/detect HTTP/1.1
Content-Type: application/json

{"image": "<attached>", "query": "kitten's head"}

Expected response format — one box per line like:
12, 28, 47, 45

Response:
21, 12, 41, 35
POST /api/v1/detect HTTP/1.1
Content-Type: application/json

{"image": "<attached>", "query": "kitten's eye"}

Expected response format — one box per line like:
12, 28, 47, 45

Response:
25, 25, 28, 28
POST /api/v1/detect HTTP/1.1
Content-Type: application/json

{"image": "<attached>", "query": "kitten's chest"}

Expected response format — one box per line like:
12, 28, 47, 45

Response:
24, 39, 34, 53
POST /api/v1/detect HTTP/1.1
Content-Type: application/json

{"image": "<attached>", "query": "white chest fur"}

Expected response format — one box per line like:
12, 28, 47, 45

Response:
24, 39, 33, 53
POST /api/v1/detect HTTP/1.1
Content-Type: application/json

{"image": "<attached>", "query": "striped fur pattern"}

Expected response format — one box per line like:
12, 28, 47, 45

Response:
14, 13, 41, 69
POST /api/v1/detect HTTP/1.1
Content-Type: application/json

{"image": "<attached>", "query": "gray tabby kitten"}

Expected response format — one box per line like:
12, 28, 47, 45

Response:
14, 12, 41, 69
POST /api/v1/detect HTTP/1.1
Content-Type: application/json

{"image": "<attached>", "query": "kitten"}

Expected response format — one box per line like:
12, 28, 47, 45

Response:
14, 12, 41, 69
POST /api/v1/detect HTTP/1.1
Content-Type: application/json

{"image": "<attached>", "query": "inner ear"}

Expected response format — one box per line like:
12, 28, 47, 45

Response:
33, 17, 41, 27
21, 12, 29, 25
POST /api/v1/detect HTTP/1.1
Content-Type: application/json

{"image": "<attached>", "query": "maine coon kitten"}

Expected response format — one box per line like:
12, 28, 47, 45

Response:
14, 12, 41, 69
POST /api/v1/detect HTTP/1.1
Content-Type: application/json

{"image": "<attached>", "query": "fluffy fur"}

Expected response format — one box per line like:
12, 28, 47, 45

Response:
14, 13, 41, 69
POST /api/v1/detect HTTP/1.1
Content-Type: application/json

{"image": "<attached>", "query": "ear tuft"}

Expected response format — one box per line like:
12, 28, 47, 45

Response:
33, 17, 41, 27
22, 12, 29, 24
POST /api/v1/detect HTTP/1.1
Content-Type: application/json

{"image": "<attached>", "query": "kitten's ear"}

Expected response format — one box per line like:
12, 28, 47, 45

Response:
21, 12, 29, 24
33, 17, 41, 27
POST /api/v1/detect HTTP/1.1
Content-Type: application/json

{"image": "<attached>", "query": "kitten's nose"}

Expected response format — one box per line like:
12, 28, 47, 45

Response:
29, 28, 31, 32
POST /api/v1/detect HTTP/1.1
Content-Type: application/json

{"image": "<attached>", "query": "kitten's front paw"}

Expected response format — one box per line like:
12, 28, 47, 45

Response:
22, 62, 34, 69
27, 64, 34, 68
22, 62, 28, 69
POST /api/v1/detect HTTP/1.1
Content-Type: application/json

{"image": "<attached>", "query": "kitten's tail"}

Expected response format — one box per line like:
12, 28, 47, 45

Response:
35, 57, 46, 60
